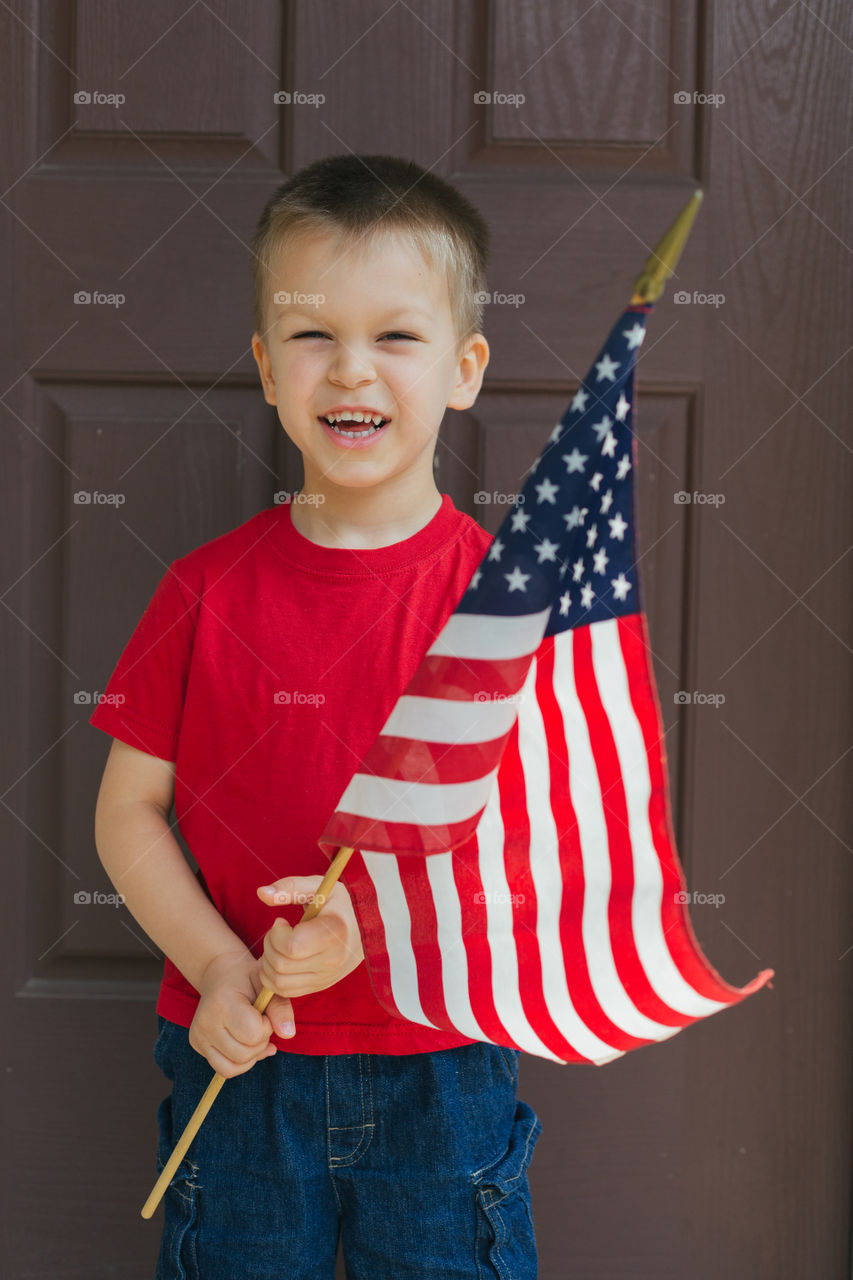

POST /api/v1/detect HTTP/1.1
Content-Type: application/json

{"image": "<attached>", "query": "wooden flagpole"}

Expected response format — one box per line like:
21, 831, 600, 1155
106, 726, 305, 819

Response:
140, 844, 356, 1219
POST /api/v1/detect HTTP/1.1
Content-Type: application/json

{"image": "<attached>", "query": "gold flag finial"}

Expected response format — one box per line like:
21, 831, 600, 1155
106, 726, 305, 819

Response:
630, 189, 703, 304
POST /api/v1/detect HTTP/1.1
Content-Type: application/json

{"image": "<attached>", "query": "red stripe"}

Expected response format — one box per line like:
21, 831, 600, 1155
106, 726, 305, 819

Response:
321, 810, 489, 858
619, 614, 774, 1003
493, 702, 580, 1057
364, 731, 509, 785
407, 652, 534, 700
395, 856, 451, 1031
574, 624, 683, 1026
448, 832, 520, 1049
339, 851, 402, 1018
537, 635, 648, 1055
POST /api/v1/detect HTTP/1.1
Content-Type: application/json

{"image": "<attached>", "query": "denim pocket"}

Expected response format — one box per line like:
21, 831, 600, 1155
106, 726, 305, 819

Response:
495, 1044, 520, 1086
471, 1098, 541, 1280
153, 1016, 173, 1070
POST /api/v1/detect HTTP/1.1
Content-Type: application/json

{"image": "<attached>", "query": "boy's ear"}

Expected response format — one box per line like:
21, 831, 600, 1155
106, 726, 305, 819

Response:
446, 333, 490, 413
251, 331, 277, 405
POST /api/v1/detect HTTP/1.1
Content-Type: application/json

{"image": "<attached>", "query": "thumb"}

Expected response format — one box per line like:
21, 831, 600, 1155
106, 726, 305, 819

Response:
263, 993, 296, 1038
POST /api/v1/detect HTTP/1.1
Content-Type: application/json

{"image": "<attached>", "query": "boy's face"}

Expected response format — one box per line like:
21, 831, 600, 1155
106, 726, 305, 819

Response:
251, 228, 488, 498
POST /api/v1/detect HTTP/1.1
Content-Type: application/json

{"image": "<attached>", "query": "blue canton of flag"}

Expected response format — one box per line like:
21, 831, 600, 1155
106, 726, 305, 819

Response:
458, 304, 650, 631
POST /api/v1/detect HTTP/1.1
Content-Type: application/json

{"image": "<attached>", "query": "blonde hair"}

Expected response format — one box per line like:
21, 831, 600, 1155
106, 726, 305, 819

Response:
250, 154, 490, 358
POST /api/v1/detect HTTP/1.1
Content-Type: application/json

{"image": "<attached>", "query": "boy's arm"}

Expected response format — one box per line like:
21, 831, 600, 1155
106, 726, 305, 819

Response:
93, 738, 247, 991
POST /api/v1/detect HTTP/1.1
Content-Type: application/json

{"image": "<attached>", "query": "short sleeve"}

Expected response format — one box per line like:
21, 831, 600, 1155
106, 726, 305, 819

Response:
89, 560, 199, 762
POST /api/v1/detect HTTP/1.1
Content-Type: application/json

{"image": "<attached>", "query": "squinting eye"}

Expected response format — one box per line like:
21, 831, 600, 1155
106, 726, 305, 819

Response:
290, 331, 417, 341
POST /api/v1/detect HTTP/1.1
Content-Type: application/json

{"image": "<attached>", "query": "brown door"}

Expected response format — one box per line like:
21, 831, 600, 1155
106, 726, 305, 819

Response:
1, 3, 849, 1276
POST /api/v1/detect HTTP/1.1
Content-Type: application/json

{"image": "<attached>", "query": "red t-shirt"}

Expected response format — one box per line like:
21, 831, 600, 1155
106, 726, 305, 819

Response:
89, 493, 493, 1055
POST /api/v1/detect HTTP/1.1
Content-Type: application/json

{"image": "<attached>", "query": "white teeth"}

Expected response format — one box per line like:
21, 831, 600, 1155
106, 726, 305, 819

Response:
324, 412, 386, 426
328, 421, 383, 438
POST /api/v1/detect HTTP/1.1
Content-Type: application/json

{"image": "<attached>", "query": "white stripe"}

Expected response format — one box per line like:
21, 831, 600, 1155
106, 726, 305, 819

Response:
474, 784, 565, 1062
590, 620, 727, 1016
424, 852, 488, 1042
383, 693, 521, 745
427, 608, 551, 661
359, 852, 439, 1029
337, 768, 499, 829
514, 657, 629, 1064
552, 629, 683, 1040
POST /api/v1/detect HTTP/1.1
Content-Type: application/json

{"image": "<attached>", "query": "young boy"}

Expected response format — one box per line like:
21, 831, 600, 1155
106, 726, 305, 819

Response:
90, 153, 542, 1279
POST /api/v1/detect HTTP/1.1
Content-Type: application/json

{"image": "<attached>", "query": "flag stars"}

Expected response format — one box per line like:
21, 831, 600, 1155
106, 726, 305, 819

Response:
562, 447, 588, 474
608, 512, 628, 541
572, 558, 585, 582
564, 505, 588, 530
535, 538, 560, 564
586, 523, 598, 548
623, 322, 646, 350
535, 477, 560, 504
600, 488, 614, 514
611, 572, 632, 601
591, 415, 612, 443
592, 547, 609, 574
468, 567, 482, 591
559, 591, 571, 616
595, 353, 620, 382
505, 565, 531, 593
616, 454, 631, 480
548, 422, 563, 443
571, 388, 589, 413
580, 582, 595, 609
511, 509, 532, 533
488, 538, 505, 561
589, 472, 603, 492
601, 432, 617, 458
615, 392, 631, 421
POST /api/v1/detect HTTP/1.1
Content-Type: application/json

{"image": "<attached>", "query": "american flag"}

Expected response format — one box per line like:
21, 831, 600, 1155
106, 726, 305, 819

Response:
319, 300, 774, 1066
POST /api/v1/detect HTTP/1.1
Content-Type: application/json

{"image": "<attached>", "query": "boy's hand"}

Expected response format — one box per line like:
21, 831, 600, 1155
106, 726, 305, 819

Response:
191, 949, 280, 1078
255, 876, 364, 1040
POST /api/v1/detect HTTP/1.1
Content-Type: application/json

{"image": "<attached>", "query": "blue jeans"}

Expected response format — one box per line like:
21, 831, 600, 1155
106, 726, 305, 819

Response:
152, 1015, 541, 1279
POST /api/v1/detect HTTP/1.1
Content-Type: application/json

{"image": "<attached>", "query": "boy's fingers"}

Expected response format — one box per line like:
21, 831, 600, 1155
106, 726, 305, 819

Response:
268, 912, 340, 961
263, 994, 296, 1038
257, 875, 326, 910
